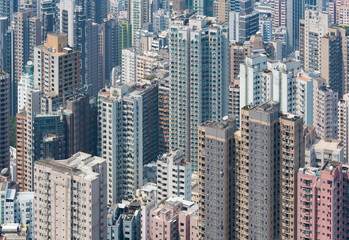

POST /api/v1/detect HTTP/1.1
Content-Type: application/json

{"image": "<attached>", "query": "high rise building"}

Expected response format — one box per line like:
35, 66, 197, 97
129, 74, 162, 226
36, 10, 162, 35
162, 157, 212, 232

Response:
313, 77, 338, 140
229, 43, 249, 83
12, 10, 37, 114
34, 33, 80, 100
59, 0, 76, 46
169, 16, 229, 171
28, 16, 41, 61
0, 181, 34, 238
130, 0, 151, 45
63, 94, 97, 158
301, 9, 330, 72
0, 71, 9, 171
286, 0, 306, 51
321, 26, 349, 98
86, 19, 105, 96
297, 161, 349, 240
17, 61, 34, 112
23, 87, 42, 191
338, 93, 349, 162
239, 0, 259, 42
213, 0, 231, 23
104, 16, 119, 82
0, 0, 14, 19
158, 73, 170, 154
34, 152, 107, 239
98, 82, 158, 204
40, 0, 56, 41
235, 102, 304, 240
0, 17, 11, 75
118, 20, 132, 63
239, 55, 313, 124
32, 112, 66, 161
157, 150, 192, 202
15, 110, 28, 191
121, 48, 137, 83
271, 0, 287, 28
198, 117, 236, 239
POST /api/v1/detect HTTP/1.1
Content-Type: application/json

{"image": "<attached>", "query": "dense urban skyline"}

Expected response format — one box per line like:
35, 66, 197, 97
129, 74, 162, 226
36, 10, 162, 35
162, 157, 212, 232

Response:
0, 0, 348, 239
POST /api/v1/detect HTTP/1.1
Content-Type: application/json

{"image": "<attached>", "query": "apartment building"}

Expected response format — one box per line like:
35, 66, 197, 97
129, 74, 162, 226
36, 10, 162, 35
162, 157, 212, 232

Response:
305, 138, 344, 167
321, 26, 349, 98
149, 198, 198, 240
198, 117, 236, 240
17, 62, 34, 112
0, 181, 34, 238
157, 150, 192, 202
297, 161, 349, 240
169, 15, 229, 171
300, 10, 330, 72
338, 93, 349, 162
98, 82, 158, 203
235, 102, 304, 240
0, 71, 9, 171
34, 152, 107, 240
313, 77, 338, 140
34, 33, 80, 100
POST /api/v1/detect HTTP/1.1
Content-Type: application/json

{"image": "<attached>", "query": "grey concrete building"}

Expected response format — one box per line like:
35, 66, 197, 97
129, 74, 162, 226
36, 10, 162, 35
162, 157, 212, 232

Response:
198, 117, 236, 239
235, 102, 304, 240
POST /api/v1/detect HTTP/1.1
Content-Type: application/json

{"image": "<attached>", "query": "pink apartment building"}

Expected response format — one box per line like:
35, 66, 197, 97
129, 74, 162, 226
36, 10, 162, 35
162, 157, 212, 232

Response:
298, 161, 349, 240
149, 198, 199, 240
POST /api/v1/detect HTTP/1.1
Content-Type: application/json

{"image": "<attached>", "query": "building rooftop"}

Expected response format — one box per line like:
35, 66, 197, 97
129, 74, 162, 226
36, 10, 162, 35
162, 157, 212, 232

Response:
312, 138, 343, 151
36, 152, 105, 181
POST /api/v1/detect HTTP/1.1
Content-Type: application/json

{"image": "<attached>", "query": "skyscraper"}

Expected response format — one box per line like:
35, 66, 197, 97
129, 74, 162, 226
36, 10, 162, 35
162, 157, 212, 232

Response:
130, 0, 151, 45
313, 77, 338, 140
239, 0, 259, 42
0, 71, 9, 171
321, 26, 349, 98
198, 117, 236, 239
40, 0, 56, 41
235, 102, 304, 240
34, 152, 107, 239
98, 82, 158, 204
12, 10, 36, 114
63, 94, 97, 157
169, 16, 229, 171
300, 9, 330, 72
0, 17, 11, 75
338, 93, 349, 161
34, 33, 80, 100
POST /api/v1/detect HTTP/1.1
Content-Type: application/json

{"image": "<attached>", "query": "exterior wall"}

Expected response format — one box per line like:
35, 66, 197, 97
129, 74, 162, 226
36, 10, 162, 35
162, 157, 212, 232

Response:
16, 111, 28, 191
34, 153, 107, 240
298, 162, 347, 240
0, 72, 9, 171
313, 77, 338, 140
169, 18, 229, 172
157, 150, 191, 202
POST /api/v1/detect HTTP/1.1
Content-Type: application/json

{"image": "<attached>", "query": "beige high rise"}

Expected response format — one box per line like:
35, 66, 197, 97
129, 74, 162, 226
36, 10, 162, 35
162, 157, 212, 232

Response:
34, 33, 80, 100
235, 102, 304, 240
34, 152, 107, 240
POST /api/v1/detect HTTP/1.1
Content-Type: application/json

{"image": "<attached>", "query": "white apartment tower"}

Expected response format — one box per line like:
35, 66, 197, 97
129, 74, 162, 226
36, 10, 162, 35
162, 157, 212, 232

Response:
34, 152, 107, 240
121, 48, 137, 84
169, 16, 229, 171
302, 10, 331, 72
157, 150, 192, 202
239, 54, 314, 123
338, 93, 349, 162
98, 82, 158, 204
